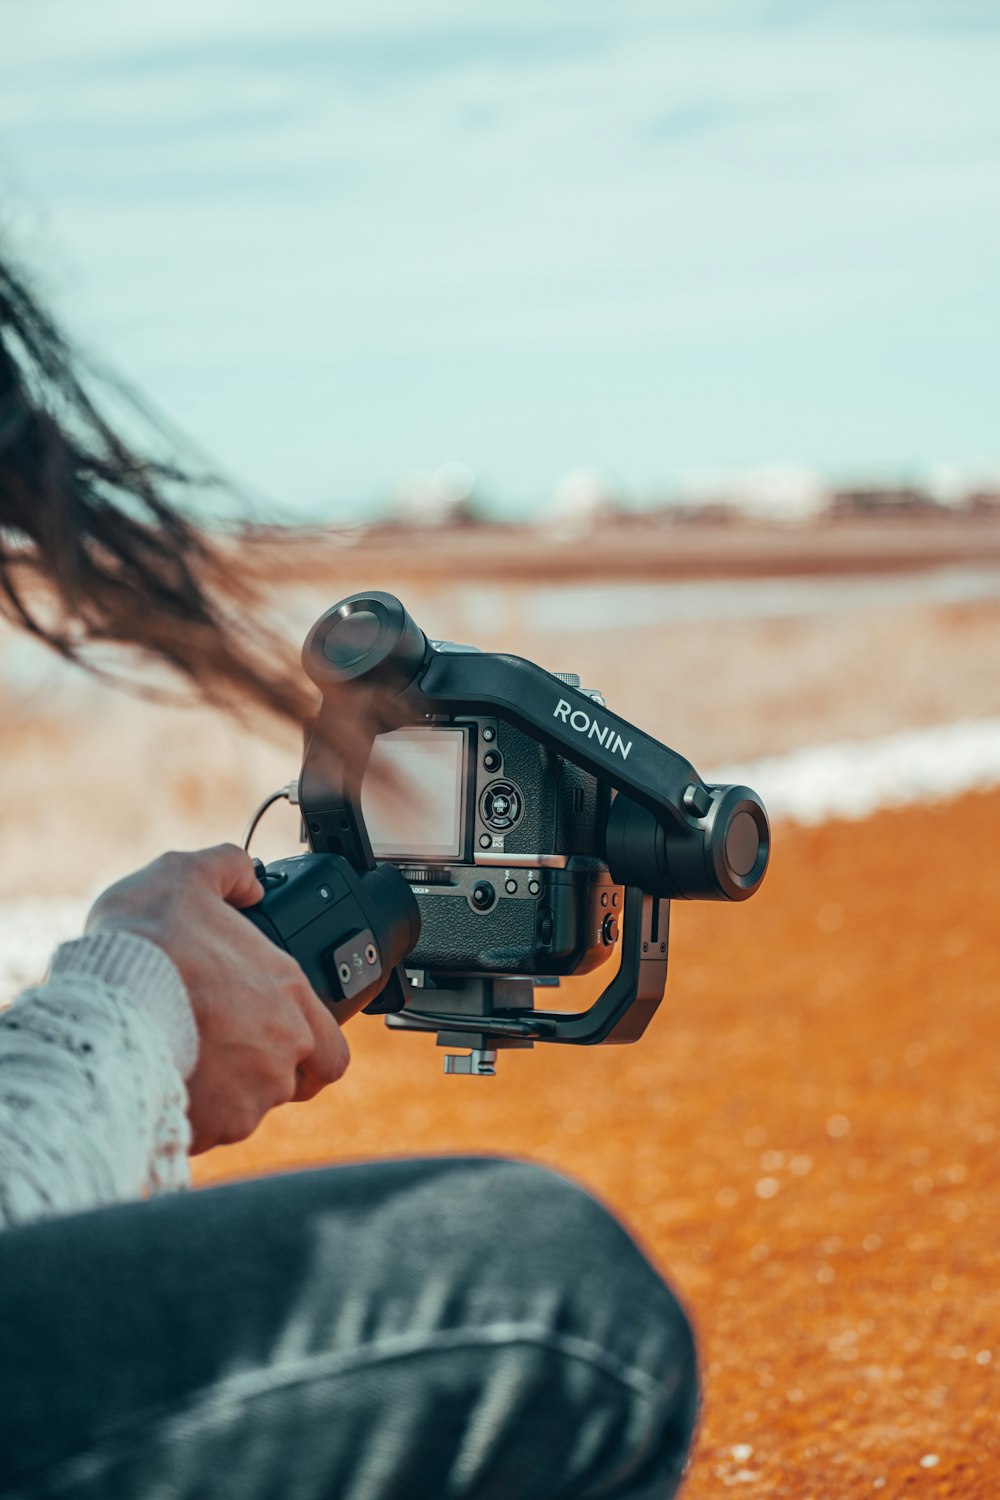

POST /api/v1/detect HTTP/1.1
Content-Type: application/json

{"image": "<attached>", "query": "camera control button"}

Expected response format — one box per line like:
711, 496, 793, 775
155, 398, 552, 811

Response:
483, 750, 501, 772
479, 833, 492, 849
504, 878, 518, 895
601, 914, 620, 946
482, 726, 496, 742
600, 891, 609, 907
527, 878, 541, 897
480, 780, 523, 831
472, 881, 496, 911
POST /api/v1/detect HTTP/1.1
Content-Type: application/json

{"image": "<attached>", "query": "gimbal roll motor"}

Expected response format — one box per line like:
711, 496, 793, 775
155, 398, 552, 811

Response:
242, 592, 770, 1074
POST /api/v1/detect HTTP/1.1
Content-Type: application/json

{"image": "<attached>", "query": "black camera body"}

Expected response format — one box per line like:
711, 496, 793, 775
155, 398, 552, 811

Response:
361, 699, 619, 978
243, 591, 771, 1073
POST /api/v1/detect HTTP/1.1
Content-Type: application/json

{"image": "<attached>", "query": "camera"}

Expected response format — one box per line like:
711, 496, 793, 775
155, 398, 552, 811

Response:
359, 674, 619, 979
242, 591, 771, 1074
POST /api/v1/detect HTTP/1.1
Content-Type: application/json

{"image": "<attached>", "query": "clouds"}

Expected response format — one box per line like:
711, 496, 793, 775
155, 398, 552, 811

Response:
2, 3, 999, 515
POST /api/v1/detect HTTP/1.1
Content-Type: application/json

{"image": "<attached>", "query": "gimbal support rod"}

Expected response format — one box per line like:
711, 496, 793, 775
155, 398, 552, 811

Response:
534, 890, 669, 1044
299, 705, 376, 872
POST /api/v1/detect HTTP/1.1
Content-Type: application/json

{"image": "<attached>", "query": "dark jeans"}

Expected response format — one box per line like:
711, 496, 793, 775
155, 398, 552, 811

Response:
0, 1158, 698, 1499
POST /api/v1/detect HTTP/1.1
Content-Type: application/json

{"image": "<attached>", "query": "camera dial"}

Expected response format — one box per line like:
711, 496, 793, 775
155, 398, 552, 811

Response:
480, 780, 523, 832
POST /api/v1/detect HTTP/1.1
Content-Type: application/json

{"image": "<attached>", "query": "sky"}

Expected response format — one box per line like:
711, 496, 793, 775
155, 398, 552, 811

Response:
2, 0, 1000, 521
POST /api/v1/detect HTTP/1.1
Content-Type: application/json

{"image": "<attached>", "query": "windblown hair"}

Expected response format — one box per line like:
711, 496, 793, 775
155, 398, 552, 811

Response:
0, 252, 341, 750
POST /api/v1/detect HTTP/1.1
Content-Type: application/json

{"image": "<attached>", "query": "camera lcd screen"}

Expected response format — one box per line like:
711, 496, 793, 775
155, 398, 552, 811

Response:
362, 727, 467, 861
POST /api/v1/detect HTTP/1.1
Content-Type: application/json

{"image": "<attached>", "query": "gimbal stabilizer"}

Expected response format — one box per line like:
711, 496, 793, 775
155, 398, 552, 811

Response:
244, 593, 770, 1074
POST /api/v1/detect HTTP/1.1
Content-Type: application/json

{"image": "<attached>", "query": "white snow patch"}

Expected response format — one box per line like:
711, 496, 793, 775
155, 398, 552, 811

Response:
0, 900, 89, 1005
707, 717, 1000, 826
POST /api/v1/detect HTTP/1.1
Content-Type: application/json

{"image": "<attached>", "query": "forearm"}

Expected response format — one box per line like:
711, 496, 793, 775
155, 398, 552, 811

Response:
0, 931, 198, 1229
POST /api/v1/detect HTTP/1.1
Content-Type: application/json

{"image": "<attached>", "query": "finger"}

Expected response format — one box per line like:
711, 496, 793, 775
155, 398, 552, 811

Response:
295, 984, 351, 1089
293, 1062, 325, 1104
293, 1043, 347, 1102
187, 1072, 273, 1150
190, 843, 264, 909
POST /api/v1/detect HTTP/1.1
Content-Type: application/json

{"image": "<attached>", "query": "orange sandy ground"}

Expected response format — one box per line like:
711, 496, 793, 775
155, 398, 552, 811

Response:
193, 791, 1000, 1498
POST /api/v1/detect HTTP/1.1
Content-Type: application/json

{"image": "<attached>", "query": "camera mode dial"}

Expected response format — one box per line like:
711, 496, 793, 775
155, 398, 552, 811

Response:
480, 779, 523, 832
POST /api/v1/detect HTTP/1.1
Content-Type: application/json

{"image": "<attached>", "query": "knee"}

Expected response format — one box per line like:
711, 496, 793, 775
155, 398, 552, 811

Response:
464, 1159, 700, 1490
298, 1156, 698, 1491
463, 1156, 679, 1297
454, 1159, 699, 1383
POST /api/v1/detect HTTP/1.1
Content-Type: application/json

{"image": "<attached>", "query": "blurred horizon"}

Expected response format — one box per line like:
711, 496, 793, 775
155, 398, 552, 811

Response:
3, 0, 1000, 523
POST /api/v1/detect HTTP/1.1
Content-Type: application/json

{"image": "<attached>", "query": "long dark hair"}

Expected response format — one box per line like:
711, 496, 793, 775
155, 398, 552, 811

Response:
0, 251, 351, 753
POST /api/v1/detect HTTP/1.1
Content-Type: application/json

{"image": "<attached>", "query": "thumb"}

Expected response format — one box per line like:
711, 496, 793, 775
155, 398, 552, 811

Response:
191, 843, 264, 909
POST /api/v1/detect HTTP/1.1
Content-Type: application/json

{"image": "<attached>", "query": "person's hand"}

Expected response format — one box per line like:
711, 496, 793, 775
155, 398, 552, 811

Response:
86, 844, 350, 1153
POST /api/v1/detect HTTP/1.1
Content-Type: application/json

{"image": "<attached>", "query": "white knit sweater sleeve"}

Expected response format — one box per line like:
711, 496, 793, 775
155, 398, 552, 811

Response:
0, 930, 199, 1229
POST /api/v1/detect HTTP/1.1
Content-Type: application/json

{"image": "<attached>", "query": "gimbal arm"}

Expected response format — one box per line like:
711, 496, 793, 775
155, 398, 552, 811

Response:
409, 647, 768, 908
413, 651, 706, 829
